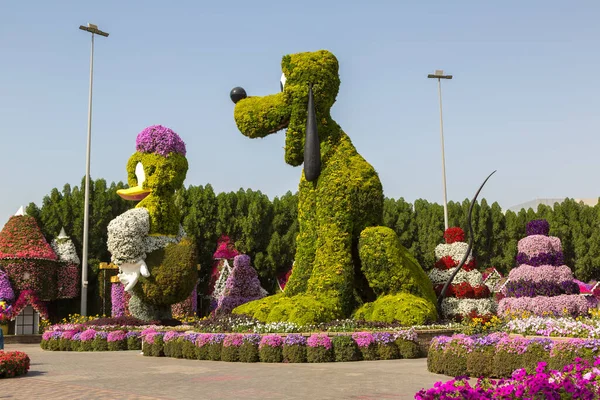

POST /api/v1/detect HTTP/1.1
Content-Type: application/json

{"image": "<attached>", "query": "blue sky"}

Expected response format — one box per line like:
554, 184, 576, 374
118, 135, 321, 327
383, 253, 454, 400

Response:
1, 1, 599, 230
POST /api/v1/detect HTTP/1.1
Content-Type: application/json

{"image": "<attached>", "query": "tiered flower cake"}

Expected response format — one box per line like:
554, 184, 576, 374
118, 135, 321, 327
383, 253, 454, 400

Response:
498, 219, 597, 317
428, 227, 495, 321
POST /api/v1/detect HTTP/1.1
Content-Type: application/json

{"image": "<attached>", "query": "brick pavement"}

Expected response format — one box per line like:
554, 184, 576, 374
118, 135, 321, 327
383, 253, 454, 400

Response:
1, 344, 448, 400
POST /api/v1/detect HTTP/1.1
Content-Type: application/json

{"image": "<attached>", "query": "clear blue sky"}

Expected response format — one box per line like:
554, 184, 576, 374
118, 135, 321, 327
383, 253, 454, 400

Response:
1, 1, 599, 230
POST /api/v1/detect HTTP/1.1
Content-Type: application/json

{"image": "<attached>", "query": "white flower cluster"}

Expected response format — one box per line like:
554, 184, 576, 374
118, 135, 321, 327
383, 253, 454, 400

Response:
107, 208, 150, 265
441, 297, 496, 318
107, 208, 186, 266
51, 237, 80, 265
428, 267, 484, 287
434, 242, 473, 264
212, 259, 232, 300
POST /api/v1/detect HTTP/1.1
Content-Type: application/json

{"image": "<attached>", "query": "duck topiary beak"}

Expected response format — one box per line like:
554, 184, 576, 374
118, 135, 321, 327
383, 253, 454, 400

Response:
117, 186, 151, 201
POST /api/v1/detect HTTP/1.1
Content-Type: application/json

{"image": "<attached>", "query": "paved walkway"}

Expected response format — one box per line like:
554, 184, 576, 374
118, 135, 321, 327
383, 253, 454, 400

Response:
1, 344, 447, 400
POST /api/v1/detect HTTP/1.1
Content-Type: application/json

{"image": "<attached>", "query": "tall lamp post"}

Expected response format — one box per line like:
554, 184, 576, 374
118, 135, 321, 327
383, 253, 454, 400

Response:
427, 70, 452, 231
79, 23, 109, 316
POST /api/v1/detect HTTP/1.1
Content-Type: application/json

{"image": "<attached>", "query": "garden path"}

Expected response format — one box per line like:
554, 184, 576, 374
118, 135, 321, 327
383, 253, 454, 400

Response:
2, 344, 447, 399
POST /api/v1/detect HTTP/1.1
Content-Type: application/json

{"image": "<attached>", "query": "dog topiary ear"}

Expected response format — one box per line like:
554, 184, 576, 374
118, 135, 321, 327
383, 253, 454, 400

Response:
303, 84, 321, 182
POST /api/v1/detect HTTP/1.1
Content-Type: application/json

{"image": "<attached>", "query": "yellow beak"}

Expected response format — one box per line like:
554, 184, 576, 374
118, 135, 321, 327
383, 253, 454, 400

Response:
117, 186, 151, 201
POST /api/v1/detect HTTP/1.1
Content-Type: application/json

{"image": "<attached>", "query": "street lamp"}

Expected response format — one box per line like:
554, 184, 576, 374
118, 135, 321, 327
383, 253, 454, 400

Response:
427, 70, 452, 231
79, 23, 109, 316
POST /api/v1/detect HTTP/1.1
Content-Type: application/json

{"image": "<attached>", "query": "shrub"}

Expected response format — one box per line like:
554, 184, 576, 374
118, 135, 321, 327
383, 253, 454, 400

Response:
126, 332, 141, 350
306, 333, 333, 363
162, 331, 181, 358
194, 333, 212, 360
374, 332, 399, 360
106, 331, 127, 351
259, 334, 283, 363
47, 339, 60, 351
0, 351, 30, 378
143, 332, 164, 357
466, 346, 495, 377
92, 333, 108, 351
239, 334, 261, 363
283, 334, 307, 363
208, 334, 225, 361
352, 332, 377, 360
221, 334, 244, 362
395, 338, 420, 359
182, 336, 198, 359
332, 335, 360, 362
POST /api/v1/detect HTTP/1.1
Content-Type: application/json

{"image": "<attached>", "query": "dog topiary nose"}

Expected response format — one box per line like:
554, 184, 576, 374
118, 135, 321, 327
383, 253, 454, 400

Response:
230, 87, 247, 104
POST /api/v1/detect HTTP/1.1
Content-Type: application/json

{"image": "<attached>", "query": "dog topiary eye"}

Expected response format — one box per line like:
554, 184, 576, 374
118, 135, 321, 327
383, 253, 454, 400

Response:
280, 73, 286, 92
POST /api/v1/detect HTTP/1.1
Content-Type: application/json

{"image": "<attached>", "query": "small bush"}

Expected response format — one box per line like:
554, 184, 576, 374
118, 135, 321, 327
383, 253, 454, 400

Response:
377, 343, 399, 360
208, 343, 223, 361
493, 350, 522, 378
238, 342, 259, 363
332, 335, 360, 362
221, 345, 240, 362
58, 338, 72, 351
0, 351, 30, 378
182, 340, 197, 359
107, 340, 127, 351
259, 345, 283, 363
92, 337, 108, 351
396, 339, 420, 359
79, 340, 93, 352
40, 340, 48, 350
47, 339, 60, 351
283, 344, 306, 363
306, 334, 333, 363
466, 346, 495, 377
259, 335, 283, 363
127, 335, 141, 350
359, 344, 378, 361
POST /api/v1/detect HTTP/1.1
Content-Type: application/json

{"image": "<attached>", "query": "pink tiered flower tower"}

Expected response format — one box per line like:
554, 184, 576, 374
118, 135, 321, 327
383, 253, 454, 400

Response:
498, 219, 597, 318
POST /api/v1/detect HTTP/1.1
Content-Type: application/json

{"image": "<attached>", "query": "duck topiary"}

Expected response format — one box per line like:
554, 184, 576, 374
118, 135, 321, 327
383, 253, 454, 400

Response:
107, 125, 197, 321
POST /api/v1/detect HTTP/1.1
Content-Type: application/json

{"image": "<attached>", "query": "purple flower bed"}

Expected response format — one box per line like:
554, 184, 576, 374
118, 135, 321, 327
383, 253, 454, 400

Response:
215, 254, 265, 315
499, 294, 597, 318
284, 334, 307, 346
504, 280, 580, 298
508, 264, 573, 283
516, 251, 564, 267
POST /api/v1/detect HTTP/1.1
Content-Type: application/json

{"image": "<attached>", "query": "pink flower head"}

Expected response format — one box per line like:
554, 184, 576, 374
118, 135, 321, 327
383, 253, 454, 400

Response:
307, 333, 332, 350
259, 334, 283, 349
135, 125, 186, 157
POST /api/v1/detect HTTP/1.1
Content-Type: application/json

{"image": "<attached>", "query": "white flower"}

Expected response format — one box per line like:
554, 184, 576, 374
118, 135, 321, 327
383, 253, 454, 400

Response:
441, 297, 496, 318
51, 237, 80, 265
435, 242, 473, 264
107, 208, 150, 265
428, 267, 483, 286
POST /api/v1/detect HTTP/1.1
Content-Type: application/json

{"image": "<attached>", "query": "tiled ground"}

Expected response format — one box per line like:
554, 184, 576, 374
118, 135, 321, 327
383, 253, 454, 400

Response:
1, 344, 448, 399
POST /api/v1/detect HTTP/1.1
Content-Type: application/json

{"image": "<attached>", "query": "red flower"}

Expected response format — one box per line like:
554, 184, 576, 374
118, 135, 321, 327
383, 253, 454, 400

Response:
434, 256, 458, 270
444, 227, 465, 244
454, 282, 474, 299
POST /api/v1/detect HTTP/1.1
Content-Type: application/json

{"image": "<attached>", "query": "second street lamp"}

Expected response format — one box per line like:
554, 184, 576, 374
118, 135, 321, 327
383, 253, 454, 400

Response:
79, 23, 109, 316
428, 70, 452, 231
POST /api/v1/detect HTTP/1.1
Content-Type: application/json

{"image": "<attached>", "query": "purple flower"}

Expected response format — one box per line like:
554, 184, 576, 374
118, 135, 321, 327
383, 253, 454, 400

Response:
73, 332, 82, 341
284, 334, 307, 346
125, 331, 140, 339
373, 332, 395, 345
210, 333, 226, 344
243, 334, 262, 345
135, 125, 186, 157
527, 219, 550, 236
214, 254, 265, 316
0, 270, 15, 302
95, 331, 108, 340
111, 283, 127, 318
306, 333, 332, 350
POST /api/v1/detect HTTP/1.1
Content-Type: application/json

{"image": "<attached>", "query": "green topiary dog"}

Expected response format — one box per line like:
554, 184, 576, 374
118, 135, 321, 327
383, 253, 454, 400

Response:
230, 50, 437, 325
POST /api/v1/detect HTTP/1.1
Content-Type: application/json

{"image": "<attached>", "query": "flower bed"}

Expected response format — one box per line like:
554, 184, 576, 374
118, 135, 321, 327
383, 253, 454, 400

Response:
0, 351, 30, 378
140, 330, 421, 363
504, 316, 600, 338
417, 357, 600, 399
427, 332, 600, 378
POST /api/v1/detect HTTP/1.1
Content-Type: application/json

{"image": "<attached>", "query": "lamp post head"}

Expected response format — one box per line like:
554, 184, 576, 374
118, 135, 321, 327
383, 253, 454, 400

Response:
79, 23, 109, 37
427, 70, 453, 80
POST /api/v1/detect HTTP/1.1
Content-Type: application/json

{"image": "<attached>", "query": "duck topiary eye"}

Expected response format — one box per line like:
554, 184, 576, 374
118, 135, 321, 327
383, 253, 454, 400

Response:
280, 73, 286, 92
135, 162, 145, 186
